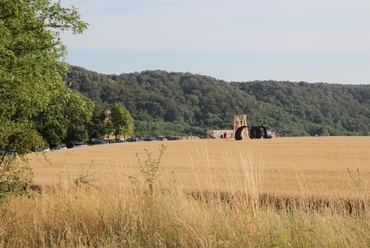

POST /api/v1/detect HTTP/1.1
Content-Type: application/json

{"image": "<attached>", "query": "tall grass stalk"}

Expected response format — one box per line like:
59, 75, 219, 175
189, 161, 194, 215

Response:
0, 147, 369, 247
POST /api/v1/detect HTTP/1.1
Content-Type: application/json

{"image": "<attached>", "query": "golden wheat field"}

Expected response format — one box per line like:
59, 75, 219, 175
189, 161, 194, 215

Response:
28, 136, 370, 198
2, 136, 370, 247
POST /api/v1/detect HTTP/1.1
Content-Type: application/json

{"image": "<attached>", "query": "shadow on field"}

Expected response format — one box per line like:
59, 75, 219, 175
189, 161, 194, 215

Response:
26, 184, 367, 215
185, 190, 367, 215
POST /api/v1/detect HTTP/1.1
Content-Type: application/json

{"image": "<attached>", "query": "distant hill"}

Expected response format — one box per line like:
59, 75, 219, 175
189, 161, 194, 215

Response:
63, 65, 370, 137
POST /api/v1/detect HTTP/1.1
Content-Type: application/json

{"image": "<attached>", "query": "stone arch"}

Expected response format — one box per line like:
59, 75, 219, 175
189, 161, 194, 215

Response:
249, 126, 273, 139
234, 126, 249, 140
261, 126, 272, 138
235, 125, 273, 140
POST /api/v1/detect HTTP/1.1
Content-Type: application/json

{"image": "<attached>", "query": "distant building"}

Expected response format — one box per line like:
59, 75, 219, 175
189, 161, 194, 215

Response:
207, 114, 248, 139
233, 114, 248, 138
208, 130, 233, 139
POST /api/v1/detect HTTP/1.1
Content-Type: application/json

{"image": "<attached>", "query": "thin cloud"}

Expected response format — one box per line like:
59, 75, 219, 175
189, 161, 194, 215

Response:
60, 0, 370, 53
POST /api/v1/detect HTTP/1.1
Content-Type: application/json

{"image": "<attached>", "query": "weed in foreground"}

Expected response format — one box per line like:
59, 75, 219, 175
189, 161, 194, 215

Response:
136, 144, 167, 195
73, 161, 100, 188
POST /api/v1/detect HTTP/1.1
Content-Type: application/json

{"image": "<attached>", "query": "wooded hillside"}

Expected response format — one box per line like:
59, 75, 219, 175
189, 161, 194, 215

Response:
64, 66, 370, 137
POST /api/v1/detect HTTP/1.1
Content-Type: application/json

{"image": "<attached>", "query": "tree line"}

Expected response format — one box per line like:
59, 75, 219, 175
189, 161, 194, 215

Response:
65, 66, 370, 137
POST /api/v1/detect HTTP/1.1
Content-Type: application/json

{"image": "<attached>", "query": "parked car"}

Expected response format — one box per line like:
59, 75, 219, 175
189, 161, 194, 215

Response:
50, 144, 61, 150
66, 142, 86, 148
166, 135, 182, 140
144, 136, 157, 141
114, 138, 126, 143
74, 142, 86, 148
126, 137, 143, 142
87, 139, 106, 145
50, 144, 67, 150
95, 140, 106, 145
41, 147, 50, 152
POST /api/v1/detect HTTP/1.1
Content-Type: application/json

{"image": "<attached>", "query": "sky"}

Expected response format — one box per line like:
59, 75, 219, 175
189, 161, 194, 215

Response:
58, 0, 370, 84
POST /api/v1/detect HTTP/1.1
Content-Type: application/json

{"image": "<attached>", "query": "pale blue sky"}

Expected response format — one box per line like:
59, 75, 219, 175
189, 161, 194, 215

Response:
59, 0, 370, 84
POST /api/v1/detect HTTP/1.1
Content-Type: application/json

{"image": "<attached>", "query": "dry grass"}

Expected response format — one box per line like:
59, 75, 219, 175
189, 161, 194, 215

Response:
28, 136, 370, 197
0, 136, 369, 247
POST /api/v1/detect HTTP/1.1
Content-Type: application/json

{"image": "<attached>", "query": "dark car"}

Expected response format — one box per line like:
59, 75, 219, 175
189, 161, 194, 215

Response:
126, 137, 142, 142
50, 144, 67, 150
88, 139, 106, 145
144, 136, 157, 141
66, 142, 86, 148
50, 144, 61, 150
95, 140, 106, 145
166, 135, 182, 140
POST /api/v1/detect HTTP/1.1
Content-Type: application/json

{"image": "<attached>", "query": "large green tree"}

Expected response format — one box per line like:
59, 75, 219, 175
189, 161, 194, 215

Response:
0, 0, 88, 154
109, 103, 134, 139
64, 92, 94, 142
33, 85, 71, 145
0, 0, 87, 201
88, 104, 109, 140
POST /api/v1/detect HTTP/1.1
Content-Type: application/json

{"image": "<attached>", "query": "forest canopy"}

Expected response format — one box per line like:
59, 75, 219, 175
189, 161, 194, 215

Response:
64, 66, 370, 137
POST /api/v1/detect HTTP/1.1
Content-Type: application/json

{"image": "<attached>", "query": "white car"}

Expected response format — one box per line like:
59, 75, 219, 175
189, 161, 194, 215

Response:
41, 147, 50, 152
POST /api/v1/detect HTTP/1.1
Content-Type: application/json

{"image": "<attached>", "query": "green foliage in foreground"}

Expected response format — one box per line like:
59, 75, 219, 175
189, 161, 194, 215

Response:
0, 0, 87, 204
136, 144, 166, 195
1, 0, 88, 153
0, 156, 33, 205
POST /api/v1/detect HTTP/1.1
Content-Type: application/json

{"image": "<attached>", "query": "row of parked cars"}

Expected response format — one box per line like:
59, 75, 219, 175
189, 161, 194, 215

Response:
126, 136, 167, 142
42, 135, 183, 150
43, 142, 85, 151
126, 135, 183, 142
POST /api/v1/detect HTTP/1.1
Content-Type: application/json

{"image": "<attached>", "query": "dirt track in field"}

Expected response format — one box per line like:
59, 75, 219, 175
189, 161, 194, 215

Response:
27, 137, 370, 197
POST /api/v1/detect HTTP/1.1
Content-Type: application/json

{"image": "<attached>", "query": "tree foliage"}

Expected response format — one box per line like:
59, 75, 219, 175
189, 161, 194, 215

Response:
1, 0, 88, 153
109, 103, 134, 138
65, 67, 370, 137
0, 0, 88, 202
88, 104, 109, 140
32, 85, 71, 145
64, 92, 94, 142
